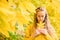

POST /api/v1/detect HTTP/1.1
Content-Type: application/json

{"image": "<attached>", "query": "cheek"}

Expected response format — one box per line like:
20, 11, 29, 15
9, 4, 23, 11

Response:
37, 17, 40, 20
37, 17, 43, 22
42, 17, 45, 21
40, 17, 45, 22
37, 17, 40, 22
37, 16, 45, 22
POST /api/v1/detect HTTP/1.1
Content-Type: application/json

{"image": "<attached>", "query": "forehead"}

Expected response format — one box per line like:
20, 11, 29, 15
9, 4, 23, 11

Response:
37, 11, 45, 15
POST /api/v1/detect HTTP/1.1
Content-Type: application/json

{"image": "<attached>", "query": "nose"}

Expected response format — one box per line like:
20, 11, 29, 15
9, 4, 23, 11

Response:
40, 17, 42, 20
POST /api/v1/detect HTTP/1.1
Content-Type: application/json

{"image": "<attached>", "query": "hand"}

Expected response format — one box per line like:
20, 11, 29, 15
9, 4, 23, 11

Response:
36, 29, 41, 35
39, 29, 48, 35
32, 29, 41, 37
32, 29, 48, 37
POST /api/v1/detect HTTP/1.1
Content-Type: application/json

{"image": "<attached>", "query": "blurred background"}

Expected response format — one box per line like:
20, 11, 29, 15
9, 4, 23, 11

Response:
0, 0, 60, 40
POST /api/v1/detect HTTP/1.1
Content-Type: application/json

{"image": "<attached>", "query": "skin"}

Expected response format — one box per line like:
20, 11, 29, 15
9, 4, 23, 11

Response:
36, 11, 45, 23
25, 8, 58, 40
36, 10, 48, 35
34, 10, 58, 40
31, 11, 48, 38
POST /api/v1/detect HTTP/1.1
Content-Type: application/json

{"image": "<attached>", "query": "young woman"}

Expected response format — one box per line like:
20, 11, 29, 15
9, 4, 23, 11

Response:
24, 7, 58, 40
33, 7, 58, 40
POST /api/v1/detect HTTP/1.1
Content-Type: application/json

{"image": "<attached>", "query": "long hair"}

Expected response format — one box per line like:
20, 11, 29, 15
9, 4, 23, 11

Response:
34, 7, 58, 40
34, 7, 48, 29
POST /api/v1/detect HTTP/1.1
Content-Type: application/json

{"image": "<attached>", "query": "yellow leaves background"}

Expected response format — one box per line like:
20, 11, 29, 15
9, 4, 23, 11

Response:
0, 0, 60, 39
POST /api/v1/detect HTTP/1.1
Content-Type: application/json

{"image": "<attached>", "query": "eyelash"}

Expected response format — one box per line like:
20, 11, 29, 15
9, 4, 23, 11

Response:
38, 16, 44, 17
42, 16, 44, 17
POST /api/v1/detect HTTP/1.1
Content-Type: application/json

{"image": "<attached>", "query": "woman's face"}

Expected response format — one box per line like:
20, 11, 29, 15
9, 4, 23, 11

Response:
36, 11, 45, 23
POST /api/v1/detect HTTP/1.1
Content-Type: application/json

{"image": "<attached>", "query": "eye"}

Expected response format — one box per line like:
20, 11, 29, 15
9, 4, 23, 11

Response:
42, 15, 44, 17
38, 15, 40, 17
